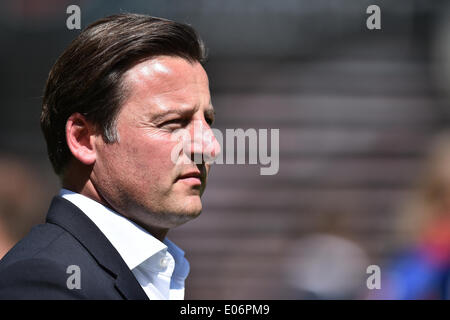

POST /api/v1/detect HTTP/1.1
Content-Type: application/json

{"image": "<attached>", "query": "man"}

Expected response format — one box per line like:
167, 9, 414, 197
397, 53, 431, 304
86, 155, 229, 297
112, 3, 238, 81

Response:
0, 13, 220, 299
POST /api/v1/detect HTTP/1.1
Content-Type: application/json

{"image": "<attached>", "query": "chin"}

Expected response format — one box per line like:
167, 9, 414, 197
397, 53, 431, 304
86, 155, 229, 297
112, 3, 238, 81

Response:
183, 196, 203, 215
173, 195, 203, 221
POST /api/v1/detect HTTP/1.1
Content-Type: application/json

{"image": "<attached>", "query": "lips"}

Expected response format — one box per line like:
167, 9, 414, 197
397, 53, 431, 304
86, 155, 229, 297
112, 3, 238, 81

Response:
177, 170, 203, 185
178, 171, 201, 179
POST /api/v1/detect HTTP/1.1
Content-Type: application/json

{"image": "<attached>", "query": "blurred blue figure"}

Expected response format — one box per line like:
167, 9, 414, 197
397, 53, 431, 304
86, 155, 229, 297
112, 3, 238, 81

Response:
382, 217, 450, 299
375, 133, 450, 299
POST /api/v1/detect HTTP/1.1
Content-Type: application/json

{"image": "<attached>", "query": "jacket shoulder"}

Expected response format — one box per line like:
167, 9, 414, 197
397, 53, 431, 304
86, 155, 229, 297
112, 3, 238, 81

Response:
1, 223, 66, 263
0, 223, 121, 300
0, 257, 87, 299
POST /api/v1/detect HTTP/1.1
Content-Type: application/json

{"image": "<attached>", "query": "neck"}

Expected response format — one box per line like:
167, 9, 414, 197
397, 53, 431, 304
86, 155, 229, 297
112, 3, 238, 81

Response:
62, 162, 169, 242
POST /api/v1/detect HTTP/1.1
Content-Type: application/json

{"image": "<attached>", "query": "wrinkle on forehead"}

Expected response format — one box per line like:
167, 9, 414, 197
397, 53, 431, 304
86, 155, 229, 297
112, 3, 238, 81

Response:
124, 56, 207, 94
124, 58, 172, 91
120, 56, 211, 119
130, 59, 171, 80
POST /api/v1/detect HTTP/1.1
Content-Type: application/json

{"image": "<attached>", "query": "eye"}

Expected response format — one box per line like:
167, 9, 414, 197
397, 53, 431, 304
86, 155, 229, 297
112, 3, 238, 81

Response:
205, 109, 215, 126
160, 118, 187, 128
205, 114, 215, 126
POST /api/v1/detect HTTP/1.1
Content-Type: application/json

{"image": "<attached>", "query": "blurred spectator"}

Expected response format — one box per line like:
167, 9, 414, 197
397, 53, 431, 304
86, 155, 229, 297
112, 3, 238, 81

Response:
375, 132, 450, 299
283, 208, 371, 299
0, 155, 47, 258
284, 233, 370, 299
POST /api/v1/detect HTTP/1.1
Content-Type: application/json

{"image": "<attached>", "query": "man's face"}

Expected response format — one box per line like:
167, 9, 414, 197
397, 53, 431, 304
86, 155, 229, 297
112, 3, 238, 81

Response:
91, 56, 220, 229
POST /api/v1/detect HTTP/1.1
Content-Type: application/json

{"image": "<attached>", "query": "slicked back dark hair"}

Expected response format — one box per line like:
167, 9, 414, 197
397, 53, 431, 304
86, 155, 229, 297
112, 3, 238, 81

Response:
41, 13, 206, 175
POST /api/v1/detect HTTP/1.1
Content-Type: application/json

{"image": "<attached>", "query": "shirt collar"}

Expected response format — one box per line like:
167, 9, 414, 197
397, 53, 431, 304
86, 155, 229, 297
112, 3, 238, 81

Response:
165, 238, 190, 280
59, 188, 171, 270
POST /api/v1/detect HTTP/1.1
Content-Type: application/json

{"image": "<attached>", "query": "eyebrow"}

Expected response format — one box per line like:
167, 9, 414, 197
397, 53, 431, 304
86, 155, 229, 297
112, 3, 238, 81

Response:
151, 104, 215, 123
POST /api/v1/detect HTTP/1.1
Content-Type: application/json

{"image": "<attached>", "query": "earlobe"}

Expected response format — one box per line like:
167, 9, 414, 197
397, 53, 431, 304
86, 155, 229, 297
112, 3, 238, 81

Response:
66, 113, 97, 166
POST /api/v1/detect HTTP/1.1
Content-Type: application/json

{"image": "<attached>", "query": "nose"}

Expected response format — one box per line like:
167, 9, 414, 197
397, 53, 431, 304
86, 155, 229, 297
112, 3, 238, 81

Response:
185, 119, 221, 164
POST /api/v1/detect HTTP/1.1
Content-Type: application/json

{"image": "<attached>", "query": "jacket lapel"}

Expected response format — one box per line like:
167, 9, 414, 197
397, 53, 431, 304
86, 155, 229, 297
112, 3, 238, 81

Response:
46, 196, 149, 300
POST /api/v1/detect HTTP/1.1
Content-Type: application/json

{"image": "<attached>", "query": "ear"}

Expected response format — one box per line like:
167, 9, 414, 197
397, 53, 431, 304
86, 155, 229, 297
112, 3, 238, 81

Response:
66, 113, 97, 166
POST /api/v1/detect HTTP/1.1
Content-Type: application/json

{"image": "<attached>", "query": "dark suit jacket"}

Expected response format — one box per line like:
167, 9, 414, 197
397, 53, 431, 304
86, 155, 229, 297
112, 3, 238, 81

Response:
0, 196, 149, 300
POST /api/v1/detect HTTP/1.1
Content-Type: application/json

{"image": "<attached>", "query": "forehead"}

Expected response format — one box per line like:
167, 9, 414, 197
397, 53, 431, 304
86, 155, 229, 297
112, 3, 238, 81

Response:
122, 56, 210, 111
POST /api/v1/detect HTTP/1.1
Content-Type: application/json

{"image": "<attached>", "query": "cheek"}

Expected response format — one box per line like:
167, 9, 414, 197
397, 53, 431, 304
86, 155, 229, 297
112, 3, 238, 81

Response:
122, 135, 178, 179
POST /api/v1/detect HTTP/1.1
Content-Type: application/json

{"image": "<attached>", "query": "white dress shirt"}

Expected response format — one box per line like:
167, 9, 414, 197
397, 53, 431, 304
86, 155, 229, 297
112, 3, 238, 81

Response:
59, 189, 190, 300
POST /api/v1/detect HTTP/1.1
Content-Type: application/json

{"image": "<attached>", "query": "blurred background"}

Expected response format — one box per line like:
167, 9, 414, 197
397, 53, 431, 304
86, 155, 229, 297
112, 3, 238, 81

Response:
1, 0, 450, 299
